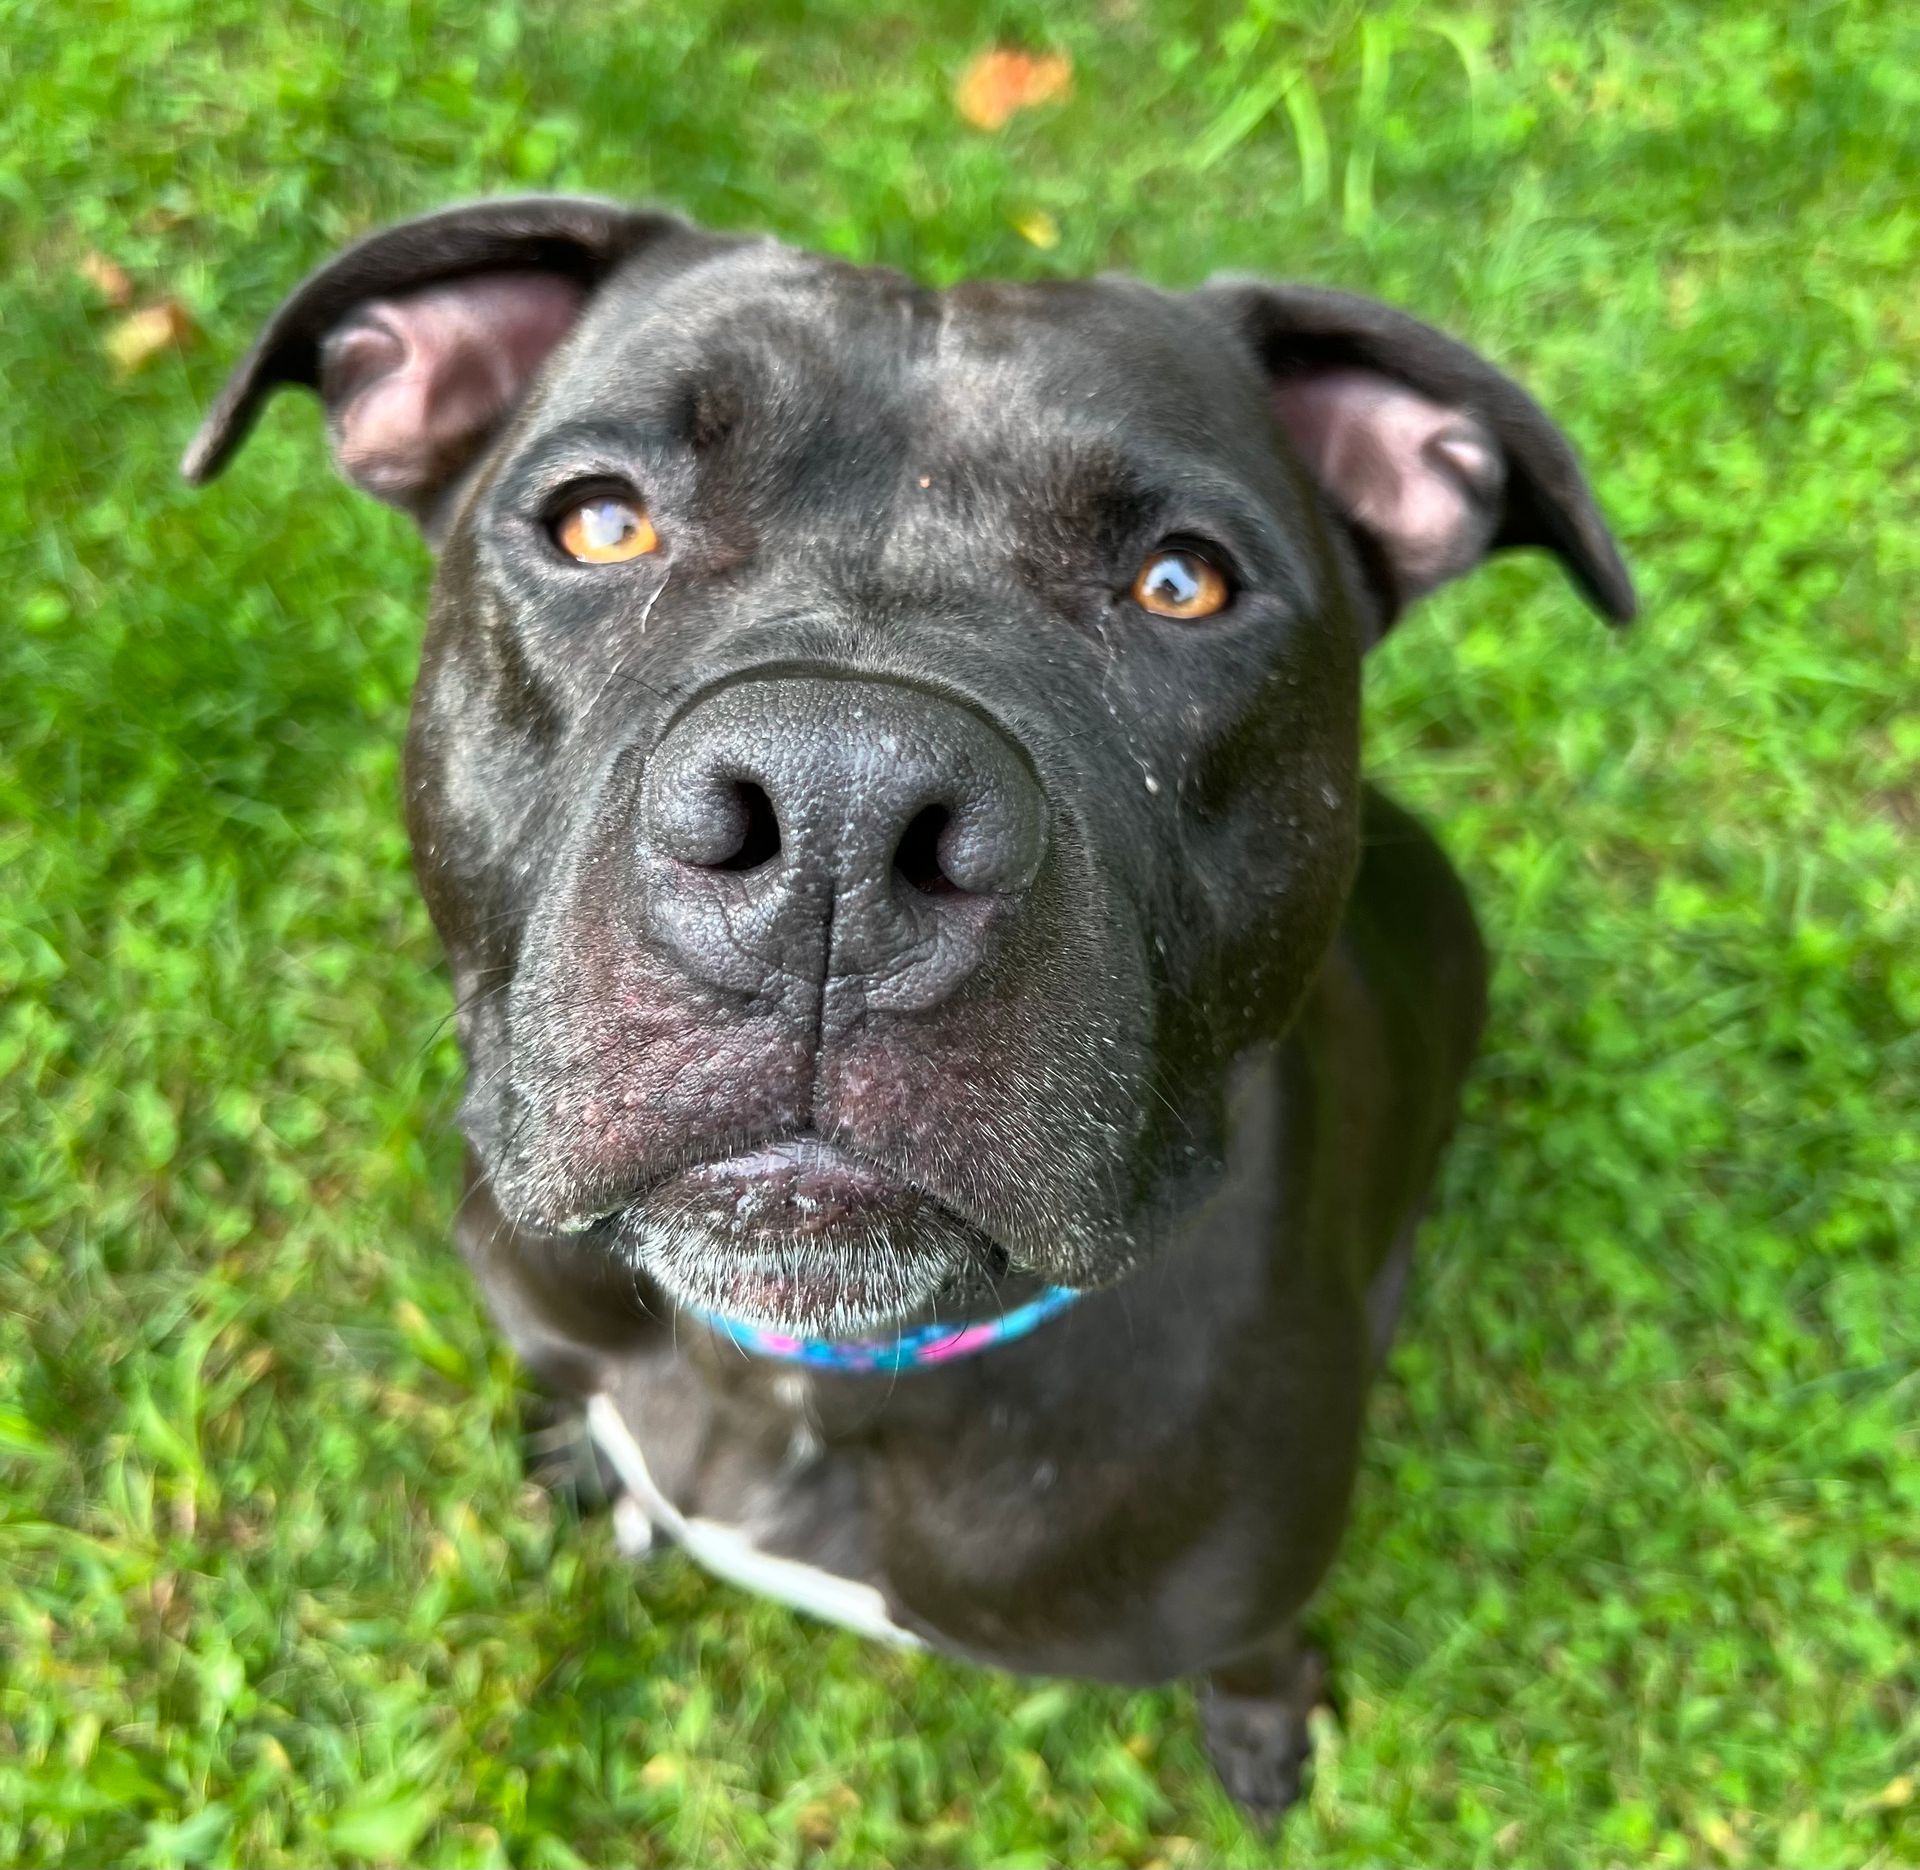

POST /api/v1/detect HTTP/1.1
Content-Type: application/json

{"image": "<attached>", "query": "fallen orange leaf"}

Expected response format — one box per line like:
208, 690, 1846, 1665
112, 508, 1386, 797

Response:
954, 47, 1072, 131
105, 299, 195, 374
78, 251, 134, 307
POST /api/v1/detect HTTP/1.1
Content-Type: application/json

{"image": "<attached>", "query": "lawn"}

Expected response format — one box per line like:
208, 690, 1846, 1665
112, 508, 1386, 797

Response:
2, 0, 1916, 1862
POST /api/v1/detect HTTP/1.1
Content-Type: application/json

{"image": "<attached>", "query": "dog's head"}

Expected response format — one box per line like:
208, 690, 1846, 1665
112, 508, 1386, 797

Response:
188, 196, 1631, 1335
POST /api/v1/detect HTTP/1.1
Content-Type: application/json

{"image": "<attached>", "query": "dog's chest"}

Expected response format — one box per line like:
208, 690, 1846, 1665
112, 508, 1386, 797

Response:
581, 1312, 1275, 1674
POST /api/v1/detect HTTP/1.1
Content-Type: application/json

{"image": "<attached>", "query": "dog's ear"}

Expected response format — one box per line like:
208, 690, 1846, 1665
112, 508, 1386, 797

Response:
182, 195, 685, 534
1201, 279, 1635, 635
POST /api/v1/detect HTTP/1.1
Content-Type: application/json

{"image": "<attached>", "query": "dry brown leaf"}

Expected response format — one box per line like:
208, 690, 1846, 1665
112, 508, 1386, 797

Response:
78, 251, 134, 306
954, 47, 1072, 131
105, 298, 194, 374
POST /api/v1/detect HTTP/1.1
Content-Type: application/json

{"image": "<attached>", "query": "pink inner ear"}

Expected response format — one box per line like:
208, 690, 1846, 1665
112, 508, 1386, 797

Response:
319, 272, 589, 513
1273, 368, 1506, 607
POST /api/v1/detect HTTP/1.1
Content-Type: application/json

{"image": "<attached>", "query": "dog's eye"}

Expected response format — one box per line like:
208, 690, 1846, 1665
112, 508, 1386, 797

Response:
1130, 547, 1230, 620
553, 494, 659, 564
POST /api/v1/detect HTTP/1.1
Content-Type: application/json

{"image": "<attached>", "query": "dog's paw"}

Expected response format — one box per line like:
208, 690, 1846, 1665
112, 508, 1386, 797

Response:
1199, 1643, 1326, 1823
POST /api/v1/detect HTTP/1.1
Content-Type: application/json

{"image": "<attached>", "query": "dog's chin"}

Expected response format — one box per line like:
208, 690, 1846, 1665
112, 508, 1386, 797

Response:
604, 1141, 989, 1336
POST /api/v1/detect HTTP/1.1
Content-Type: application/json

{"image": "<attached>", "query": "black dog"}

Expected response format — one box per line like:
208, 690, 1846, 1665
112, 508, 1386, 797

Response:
185, 196, 1633, 1816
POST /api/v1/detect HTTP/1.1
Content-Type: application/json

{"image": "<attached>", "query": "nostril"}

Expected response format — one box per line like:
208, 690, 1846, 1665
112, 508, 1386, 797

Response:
714, 781, 782, 873
893, 804, 960, 896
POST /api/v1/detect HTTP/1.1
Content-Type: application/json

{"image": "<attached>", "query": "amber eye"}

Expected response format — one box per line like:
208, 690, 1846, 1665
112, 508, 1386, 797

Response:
553, 493, 659, 564
1130, 547, 1231, 620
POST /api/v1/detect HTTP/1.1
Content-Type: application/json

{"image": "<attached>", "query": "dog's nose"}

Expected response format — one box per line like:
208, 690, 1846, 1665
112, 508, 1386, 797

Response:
638, 676, 1047, 1010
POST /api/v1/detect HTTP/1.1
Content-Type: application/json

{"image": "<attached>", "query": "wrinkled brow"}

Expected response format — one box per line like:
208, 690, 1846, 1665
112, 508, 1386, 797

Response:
1006, 440, 1164, 568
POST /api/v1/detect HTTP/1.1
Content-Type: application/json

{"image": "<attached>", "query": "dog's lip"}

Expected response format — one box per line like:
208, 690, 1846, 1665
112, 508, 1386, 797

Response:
566, 1136, 925, 1233
682, 1139, 908, 1198
669, 1139, 922, 1229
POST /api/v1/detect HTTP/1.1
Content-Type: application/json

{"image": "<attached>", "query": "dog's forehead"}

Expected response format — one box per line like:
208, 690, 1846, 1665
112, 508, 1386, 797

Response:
553, 242, 1261, 450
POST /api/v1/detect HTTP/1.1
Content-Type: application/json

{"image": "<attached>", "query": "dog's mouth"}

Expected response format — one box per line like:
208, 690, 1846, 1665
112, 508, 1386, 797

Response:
590, 1139, 998, 1335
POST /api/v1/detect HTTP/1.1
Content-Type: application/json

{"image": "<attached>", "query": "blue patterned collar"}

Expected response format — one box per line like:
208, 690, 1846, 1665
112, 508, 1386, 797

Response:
684, 1284, 1084, 1372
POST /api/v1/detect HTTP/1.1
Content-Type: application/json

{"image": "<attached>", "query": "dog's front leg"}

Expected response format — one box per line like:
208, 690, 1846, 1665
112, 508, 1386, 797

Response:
1198, 1626, 1329, 1821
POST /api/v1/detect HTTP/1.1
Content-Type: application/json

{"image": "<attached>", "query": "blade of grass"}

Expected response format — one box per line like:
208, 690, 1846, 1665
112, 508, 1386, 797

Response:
1190, 59, 1302, 173
1421, 12, 1494, 151
1343, 15, 1395, 233
1283, 71, 1332, 207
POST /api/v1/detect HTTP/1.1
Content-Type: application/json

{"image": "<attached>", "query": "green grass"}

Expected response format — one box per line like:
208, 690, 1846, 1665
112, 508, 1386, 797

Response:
3, 0, 1917, 1861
